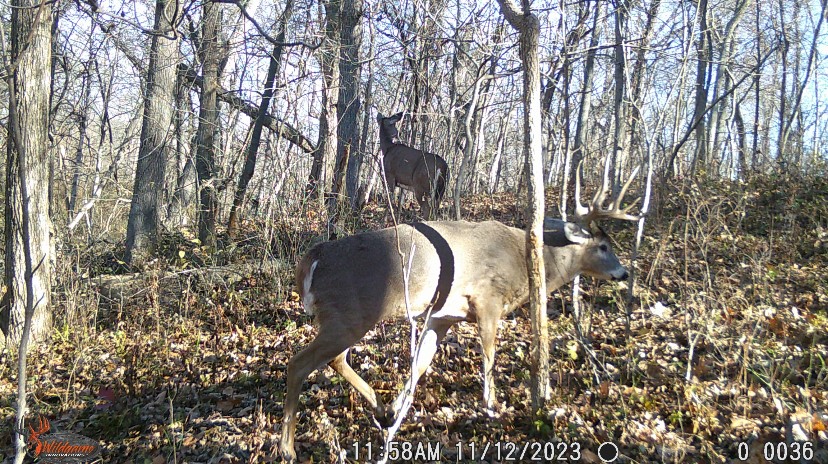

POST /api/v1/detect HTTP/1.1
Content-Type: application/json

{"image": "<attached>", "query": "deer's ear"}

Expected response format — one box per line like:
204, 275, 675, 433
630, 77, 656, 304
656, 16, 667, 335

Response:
563, 222, 591, 244
377, 112, 385, 120
391, 112, 404, 122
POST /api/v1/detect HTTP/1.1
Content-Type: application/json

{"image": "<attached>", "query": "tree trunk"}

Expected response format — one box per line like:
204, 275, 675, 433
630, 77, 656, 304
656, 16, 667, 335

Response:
780, 0, 825, 168
453, 69, 488, 219
306, 0, 340, 205
168, 71, 195, 224
125, 0, 180, 265
5, 3, 53, 457
565, 0, 603, 214
689, 0, 710, 175
178, 63, 314, 154
356, 19, 375, 209
751, 0, 761, 174
628, 0, 660, 159
338, 0, 363, 210
734, 100, 748, 179
610, 0, 628, 192
68, 61, 93, 215
195, 0, 224, 246
776, 0, 789, 164
2, 0, 53, 349
706, 0, 748, 165
489, 101, 514, 193
496, 0, 549, 411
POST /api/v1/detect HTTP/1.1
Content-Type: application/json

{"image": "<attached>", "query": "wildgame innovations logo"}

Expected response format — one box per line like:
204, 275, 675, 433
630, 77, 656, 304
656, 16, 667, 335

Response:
26, 416, 101, 463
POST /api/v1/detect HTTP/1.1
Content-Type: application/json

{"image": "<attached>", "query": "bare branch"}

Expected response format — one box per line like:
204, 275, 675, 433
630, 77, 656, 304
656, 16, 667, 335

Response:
178, 63, 316, 154
214, 0, 320, 49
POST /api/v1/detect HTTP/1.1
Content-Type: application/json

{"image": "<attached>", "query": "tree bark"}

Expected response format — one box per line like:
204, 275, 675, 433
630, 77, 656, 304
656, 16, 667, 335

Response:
689, 0, 711, 175
610, 0, 628, 192
4, 3, 53, 458
337, 0, 363, 210
2, 0, 53, 349
125, 0, 180, 265
496, 0, 549, 411
168, 70, 196, 224
68, 64, 92, 215
306, 0, 340, 203
195, 0, 224, 246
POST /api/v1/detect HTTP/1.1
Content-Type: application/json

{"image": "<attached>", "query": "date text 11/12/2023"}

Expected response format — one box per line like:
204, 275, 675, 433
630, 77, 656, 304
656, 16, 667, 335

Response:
351, 440, 586, 462
352, 440, 817, 462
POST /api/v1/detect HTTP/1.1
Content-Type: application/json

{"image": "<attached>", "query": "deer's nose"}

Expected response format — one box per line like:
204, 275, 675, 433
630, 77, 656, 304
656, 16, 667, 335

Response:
612, 269, 629, 281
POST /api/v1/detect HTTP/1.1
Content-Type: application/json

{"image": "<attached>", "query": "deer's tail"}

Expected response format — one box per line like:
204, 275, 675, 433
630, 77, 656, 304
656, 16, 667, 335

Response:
434, 166, 448, 202
296, 244, 324, 315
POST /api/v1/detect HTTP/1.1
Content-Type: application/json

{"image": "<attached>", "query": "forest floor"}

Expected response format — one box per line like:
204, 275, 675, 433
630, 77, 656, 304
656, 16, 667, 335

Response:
1, 174, 828, 463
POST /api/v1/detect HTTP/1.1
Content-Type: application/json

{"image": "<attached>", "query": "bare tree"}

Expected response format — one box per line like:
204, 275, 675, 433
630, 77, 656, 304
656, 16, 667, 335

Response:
306, 0, 340, 202
610, 0, 629, 191
453, 57, 493, 219
68, 59, 94, 216
1, 0, 53, 349
1, 0, 53, 461
565, 0, 603, 214
705, 0, 749, 168
338, 0, 364, 210
167, 66, 196, 224
227, 0, 295, 238
689, 0, 711, 174
195, 0, 226, 246
779, 0, 827, 166
124, 0, 180, 265
496, 0, 549, 410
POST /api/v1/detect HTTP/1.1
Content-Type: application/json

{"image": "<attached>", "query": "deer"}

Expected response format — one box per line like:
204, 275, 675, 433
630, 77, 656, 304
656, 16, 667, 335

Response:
279, 166, 641, 462
377, 112, 449, 219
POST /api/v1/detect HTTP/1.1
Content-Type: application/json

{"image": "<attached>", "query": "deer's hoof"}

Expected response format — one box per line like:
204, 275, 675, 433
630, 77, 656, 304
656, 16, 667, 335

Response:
484, 399, 504, 418
374, 406, 396, 428
279, 444, 297, 462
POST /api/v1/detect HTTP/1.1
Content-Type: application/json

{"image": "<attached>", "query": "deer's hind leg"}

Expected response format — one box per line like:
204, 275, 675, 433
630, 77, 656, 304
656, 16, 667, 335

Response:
328, 350, 386, 418
414, 186, 432, 219
280, 322, 367, 461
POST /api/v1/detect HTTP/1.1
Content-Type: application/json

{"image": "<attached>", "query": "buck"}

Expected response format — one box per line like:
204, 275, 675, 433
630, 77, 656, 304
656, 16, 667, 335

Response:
377, 112, 448, 219
279, 168, 641, 462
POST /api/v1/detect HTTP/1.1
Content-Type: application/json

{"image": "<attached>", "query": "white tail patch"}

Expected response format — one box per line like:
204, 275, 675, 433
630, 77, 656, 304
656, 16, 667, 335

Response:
303, 260, 319, 315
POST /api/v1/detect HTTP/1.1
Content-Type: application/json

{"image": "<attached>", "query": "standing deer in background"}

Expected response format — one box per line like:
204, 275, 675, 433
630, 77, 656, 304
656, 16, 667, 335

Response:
279, 168, 641, 462
377, 112, 448, 219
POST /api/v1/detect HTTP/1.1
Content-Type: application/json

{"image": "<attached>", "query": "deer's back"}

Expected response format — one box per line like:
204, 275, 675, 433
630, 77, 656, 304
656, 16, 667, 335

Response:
383, 144, 447, 182
299, 221, 530, 325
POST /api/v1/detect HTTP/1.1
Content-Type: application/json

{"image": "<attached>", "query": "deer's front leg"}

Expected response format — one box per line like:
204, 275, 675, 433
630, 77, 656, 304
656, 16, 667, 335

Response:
384, 319, 452, 426
477, 313, 500, 414
377, 318, 453, 464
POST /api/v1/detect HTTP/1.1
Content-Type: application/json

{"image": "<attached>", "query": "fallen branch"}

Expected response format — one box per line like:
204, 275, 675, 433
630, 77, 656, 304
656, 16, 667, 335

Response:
178, 63, 316, 154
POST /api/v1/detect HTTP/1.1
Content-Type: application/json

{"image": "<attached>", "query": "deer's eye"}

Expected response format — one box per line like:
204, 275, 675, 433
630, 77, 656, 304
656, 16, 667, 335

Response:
599, 244, 608, 252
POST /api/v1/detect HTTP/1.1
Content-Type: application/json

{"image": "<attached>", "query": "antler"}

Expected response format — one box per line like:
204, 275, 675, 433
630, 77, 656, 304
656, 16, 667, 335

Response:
573, 160, 641, 226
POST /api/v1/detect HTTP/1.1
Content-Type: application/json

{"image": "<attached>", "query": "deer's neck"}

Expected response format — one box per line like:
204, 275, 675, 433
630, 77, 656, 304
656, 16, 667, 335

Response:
379, 134, 398, 154
543, 242, 583, 287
